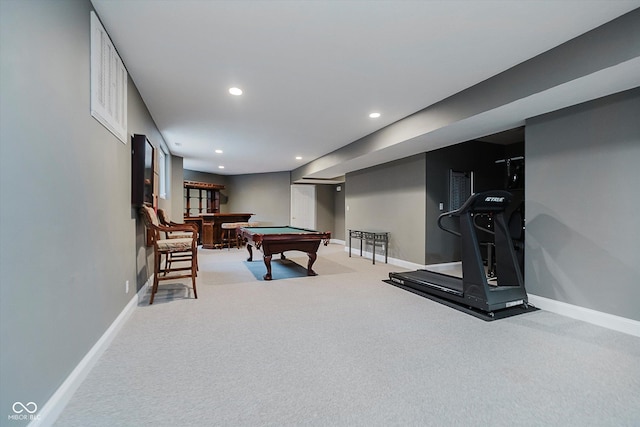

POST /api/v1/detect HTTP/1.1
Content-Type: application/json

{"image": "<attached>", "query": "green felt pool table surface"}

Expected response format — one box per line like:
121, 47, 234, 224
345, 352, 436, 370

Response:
241, 226, 320, 235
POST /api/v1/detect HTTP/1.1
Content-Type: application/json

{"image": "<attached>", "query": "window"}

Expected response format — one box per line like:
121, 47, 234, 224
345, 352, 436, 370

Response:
90, 12, 127, 143
158, 148, 167, 199
449, 170, 473, 211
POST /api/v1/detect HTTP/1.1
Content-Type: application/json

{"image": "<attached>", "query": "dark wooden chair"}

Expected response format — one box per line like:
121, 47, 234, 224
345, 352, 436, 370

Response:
140, 206, 198, 304
157, 208, 199, 272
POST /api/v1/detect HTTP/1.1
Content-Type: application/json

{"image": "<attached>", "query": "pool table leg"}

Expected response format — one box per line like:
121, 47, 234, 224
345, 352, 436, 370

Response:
263, 254, 273, 281
306, 252, 318, 276
246, 244, 253, 261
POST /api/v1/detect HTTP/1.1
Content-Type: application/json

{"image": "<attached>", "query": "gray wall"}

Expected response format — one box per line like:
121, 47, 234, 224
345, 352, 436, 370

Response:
526, 89, 640, 321
333, 184, 346, 241
0, 0, 174, 422
169, 155, 185, 221
315, 185, 335, 235
226, 172, 291, 225
344, 141, 515, 265
346, 154, 426, 265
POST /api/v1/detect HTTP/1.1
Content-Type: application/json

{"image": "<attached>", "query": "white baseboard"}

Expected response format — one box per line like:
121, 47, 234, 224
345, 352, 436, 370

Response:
29, 277, 151, 427
527, 294, 640, 338
388, 257, 424, 271
423, 261, 462, 272
344, 246, 423, 271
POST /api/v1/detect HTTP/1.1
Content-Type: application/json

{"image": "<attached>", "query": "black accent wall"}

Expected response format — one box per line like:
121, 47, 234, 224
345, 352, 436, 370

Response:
425, 140, 523, 264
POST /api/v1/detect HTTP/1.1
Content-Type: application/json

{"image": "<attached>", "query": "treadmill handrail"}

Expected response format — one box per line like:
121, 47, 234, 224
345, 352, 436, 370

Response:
438, 213, 461, 237
473, 213, 495, 236
438, 190, 512, 236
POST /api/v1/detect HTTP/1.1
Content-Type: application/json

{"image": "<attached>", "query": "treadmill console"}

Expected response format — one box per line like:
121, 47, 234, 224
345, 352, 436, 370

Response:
456, 190, 512, 214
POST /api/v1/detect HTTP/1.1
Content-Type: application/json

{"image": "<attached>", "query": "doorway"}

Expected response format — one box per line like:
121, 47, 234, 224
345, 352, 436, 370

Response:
290, 184, 316, 229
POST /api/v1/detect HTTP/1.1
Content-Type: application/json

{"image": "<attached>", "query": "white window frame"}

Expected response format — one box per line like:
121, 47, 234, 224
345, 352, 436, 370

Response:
158, 147, 167, 199
90, 12, 127, 143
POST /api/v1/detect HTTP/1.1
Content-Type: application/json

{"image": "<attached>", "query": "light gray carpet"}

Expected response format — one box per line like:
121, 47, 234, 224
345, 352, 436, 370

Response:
55, 244, 640, 426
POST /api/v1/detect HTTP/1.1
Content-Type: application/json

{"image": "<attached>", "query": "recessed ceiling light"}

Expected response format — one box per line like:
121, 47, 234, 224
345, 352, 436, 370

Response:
295, 156, 302, 160
229, 87, 243, 96
215, 149, 223, 154
369, 112, 381, 118
218, 165, 225, 169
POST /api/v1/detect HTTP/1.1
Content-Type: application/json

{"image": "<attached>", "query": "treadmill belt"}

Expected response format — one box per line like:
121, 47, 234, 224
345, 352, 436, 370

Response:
389, 269, 464, 296
383, 279, 537, 321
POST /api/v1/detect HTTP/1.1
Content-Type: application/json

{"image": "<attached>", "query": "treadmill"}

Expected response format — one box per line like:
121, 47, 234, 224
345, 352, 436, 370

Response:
389, 190, 528, 315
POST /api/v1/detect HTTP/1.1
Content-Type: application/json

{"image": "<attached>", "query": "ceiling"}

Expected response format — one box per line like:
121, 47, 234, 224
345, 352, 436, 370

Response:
91, 0, 639, 177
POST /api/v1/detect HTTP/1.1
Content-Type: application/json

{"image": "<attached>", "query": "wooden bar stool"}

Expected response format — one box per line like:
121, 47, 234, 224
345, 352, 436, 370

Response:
221, 222, 248, 249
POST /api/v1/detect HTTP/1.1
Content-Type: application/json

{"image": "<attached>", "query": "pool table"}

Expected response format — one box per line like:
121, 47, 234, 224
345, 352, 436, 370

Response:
238, 226, 331, 280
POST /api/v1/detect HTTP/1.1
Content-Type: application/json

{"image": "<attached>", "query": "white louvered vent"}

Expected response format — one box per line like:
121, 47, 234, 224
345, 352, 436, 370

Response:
90, 11, 127, 144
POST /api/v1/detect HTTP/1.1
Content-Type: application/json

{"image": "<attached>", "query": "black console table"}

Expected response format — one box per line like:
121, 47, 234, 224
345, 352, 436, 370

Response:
348, 229, 389, 265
